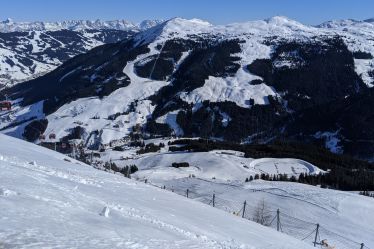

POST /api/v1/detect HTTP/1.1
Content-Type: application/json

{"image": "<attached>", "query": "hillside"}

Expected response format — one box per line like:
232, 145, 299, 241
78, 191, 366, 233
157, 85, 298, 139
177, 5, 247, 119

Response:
81, 138, 374, 248
0, 19, 162, 88
0, 133, 315, 249
2, 16, 374, 160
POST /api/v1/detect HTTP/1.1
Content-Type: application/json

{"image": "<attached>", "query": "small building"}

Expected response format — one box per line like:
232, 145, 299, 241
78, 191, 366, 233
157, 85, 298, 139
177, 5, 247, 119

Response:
0, 101, 12, 111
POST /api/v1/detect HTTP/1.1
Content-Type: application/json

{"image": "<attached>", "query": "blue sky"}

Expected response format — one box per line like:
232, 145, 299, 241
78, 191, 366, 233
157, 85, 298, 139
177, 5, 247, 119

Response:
1, 0, 374, 25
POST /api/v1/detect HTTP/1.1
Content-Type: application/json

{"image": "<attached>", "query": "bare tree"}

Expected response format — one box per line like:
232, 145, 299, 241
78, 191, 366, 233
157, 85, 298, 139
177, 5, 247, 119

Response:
253, 198, 272, 226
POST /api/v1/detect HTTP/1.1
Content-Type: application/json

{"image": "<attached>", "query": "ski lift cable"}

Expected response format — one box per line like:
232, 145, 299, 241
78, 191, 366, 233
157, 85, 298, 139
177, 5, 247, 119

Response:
148, 42, 166, 80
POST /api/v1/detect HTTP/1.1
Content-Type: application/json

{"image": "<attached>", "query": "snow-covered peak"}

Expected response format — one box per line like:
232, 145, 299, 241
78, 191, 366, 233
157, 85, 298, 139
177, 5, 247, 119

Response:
318, 19, 362, 28
133, 17, 212, 45
164, 17, 212, 27
135, 16, 321, 46
159, 17, 212, 37
266, 16, 304, 27
138, 19, 165, 30
3, 18, 13, 24
318, 18, 374, 29
364, 18, 374, 23
0, 18, 162, 32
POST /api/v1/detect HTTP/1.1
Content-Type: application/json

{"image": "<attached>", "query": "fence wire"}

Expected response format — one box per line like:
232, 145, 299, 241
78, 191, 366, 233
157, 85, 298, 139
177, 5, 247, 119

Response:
145, 181, 371, 249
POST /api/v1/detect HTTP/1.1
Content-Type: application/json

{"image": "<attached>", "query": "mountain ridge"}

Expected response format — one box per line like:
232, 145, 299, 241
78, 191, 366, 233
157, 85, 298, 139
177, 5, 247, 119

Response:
0, 18, 163, 32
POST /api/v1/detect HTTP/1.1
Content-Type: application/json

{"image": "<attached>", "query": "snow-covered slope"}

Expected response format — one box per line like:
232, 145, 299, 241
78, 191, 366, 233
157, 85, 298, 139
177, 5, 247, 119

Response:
0, 19, 162, 89
0, 29, 132, 88
131, 151, 323, 181
88, 140, 374, 248
0, 133, 315, 249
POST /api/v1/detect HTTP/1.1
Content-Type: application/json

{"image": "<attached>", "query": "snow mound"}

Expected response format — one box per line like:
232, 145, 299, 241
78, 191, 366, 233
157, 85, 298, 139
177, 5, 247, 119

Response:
126, 150, 323, 182
249, 158, 323, 176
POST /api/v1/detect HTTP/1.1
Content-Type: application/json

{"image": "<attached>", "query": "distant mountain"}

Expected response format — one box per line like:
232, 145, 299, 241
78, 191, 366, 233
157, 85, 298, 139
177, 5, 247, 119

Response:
0, 18, 163, 32
0, 19, 162, 88
318, 17, 374, 28
2, 16, 374, 160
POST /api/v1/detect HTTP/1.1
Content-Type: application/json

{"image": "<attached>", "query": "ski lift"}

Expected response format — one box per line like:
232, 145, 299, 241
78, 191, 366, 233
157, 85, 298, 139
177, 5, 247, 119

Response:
0, 101, 12, 111
49, 133, 56, 139
144, 42, 165, 83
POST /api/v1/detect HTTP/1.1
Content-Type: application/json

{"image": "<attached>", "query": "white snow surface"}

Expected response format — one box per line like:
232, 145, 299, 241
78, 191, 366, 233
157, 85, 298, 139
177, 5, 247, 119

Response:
127, 150, 323, 182
123, 152, 373, 248
95, 140, 374, 248
0, 134, 316, 248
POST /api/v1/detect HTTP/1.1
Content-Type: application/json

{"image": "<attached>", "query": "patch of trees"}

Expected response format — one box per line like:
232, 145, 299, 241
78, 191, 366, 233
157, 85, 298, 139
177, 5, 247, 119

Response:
352, 51, 373, 59
136, 142, 163, 154
145, 120, 172, 137
23, 119, 48, 141
248, 38, 366, 111
61, 126, 85, 142
245, 173, 297, 183
103, 161, 138, 178
171, 162, 190, 168
245, 170, 374, 191
368, 70, 374, 78
128, 140, 145, 147
113, 146, 124, 151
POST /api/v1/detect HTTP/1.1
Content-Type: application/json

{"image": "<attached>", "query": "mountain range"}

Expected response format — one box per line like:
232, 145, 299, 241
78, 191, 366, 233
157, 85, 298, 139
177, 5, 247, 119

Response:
0, 18, 162, 88
0, 18, 163, 32
1, 16, 374, 160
